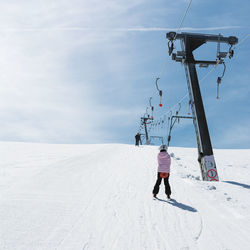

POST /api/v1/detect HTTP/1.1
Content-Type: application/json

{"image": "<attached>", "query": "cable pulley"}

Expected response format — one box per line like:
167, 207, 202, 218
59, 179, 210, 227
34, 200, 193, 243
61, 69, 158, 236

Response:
216, 34, 228, 62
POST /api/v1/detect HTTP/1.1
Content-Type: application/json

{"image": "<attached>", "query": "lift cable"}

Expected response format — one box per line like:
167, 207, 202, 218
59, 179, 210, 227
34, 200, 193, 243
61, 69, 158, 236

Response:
175, 0, 193, 38
152, 38, 238, 123
139, 31, 249, 144
148, 62, 221, 132
168, 0, 193, 55
154, 17, 248, 125
233, 34, 250, 49
161, 0, 193, 77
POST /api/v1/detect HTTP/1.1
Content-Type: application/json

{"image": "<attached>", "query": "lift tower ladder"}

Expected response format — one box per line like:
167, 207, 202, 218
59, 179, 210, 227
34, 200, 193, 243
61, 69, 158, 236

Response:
166, 32, 238, 181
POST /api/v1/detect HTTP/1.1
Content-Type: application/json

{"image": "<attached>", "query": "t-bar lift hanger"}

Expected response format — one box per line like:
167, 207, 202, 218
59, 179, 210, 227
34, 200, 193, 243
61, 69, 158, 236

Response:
155, 77, 163, 107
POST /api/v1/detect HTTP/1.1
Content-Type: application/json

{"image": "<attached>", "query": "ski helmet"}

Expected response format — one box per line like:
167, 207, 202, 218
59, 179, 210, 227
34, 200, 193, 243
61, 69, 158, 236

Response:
159, 144, 167, 151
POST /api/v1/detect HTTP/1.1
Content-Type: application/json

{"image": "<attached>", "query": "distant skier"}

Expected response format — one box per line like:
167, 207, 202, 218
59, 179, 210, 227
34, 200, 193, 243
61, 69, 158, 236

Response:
152, 144, 171, 199
135, 132, 142, 146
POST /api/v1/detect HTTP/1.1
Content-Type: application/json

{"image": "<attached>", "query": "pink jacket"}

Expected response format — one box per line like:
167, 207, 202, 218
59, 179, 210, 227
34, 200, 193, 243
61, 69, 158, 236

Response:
158, 152, 171, 173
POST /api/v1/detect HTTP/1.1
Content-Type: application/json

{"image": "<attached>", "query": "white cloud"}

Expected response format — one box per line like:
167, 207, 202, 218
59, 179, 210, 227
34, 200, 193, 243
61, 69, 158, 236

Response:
0, 0, 148, 143
0, 25, 242, 33
0, 0, 248, 145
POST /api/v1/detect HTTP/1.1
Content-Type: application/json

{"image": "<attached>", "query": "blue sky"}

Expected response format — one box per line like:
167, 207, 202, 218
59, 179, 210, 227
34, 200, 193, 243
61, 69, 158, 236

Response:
0, 0, 249, 148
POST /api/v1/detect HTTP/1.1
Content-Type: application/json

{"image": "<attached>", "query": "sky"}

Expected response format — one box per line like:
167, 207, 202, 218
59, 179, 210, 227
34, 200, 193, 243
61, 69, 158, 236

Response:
0, 0, 249, 148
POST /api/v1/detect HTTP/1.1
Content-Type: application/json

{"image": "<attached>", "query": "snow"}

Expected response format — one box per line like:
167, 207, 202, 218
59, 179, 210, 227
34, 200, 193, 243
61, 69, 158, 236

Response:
0, 142, 250, 250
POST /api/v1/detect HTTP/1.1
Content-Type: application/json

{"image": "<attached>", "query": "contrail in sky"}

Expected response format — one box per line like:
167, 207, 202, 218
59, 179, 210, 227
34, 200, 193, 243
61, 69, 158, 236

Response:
120, 26, 243, 32
0, 26, 243, 33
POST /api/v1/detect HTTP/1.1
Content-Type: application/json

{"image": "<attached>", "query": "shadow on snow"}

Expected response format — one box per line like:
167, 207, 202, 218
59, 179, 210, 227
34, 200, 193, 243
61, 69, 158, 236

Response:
223, 181, 250, 189
156, 198, 197, 212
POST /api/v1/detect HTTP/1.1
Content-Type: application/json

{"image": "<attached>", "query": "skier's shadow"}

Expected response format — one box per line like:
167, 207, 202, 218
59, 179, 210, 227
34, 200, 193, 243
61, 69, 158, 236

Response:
156, 198, 197, 212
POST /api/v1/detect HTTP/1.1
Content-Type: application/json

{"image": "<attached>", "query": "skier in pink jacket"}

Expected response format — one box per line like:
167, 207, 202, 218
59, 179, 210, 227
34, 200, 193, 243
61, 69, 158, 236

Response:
152, 144, 171, 199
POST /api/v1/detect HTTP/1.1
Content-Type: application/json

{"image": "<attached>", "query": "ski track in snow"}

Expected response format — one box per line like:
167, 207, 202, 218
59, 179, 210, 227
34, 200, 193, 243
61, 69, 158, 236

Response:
0, 142, 250, 250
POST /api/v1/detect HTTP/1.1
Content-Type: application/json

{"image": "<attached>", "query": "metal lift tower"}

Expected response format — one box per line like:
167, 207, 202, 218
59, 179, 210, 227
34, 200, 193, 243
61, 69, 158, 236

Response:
166, 32, 238, 181
141, 116, 153, 145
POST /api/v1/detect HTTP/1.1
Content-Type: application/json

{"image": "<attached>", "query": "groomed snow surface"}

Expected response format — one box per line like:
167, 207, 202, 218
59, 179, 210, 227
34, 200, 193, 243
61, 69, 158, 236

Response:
0, 142, 250, 250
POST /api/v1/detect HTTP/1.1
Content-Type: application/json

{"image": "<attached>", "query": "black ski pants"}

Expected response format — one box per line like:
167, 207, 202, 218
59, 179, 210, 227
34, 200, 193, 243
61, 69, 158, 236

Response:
153, 172, 171, 195
135, 138, 142, 146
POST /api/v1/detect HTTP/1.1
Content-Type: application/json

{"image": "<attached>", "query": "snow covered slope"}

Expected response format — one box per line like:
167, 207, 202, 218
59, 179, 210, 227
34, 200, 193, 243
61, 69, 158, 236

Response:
0, 142, 250, 250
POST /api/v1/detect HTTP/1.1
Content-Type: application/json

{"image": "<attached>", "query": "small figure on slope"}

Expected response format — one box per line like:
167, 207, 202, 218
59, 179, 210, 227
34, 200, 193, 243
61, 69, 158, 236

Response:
152, 144, 171, 199
135, 132, 142, 146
